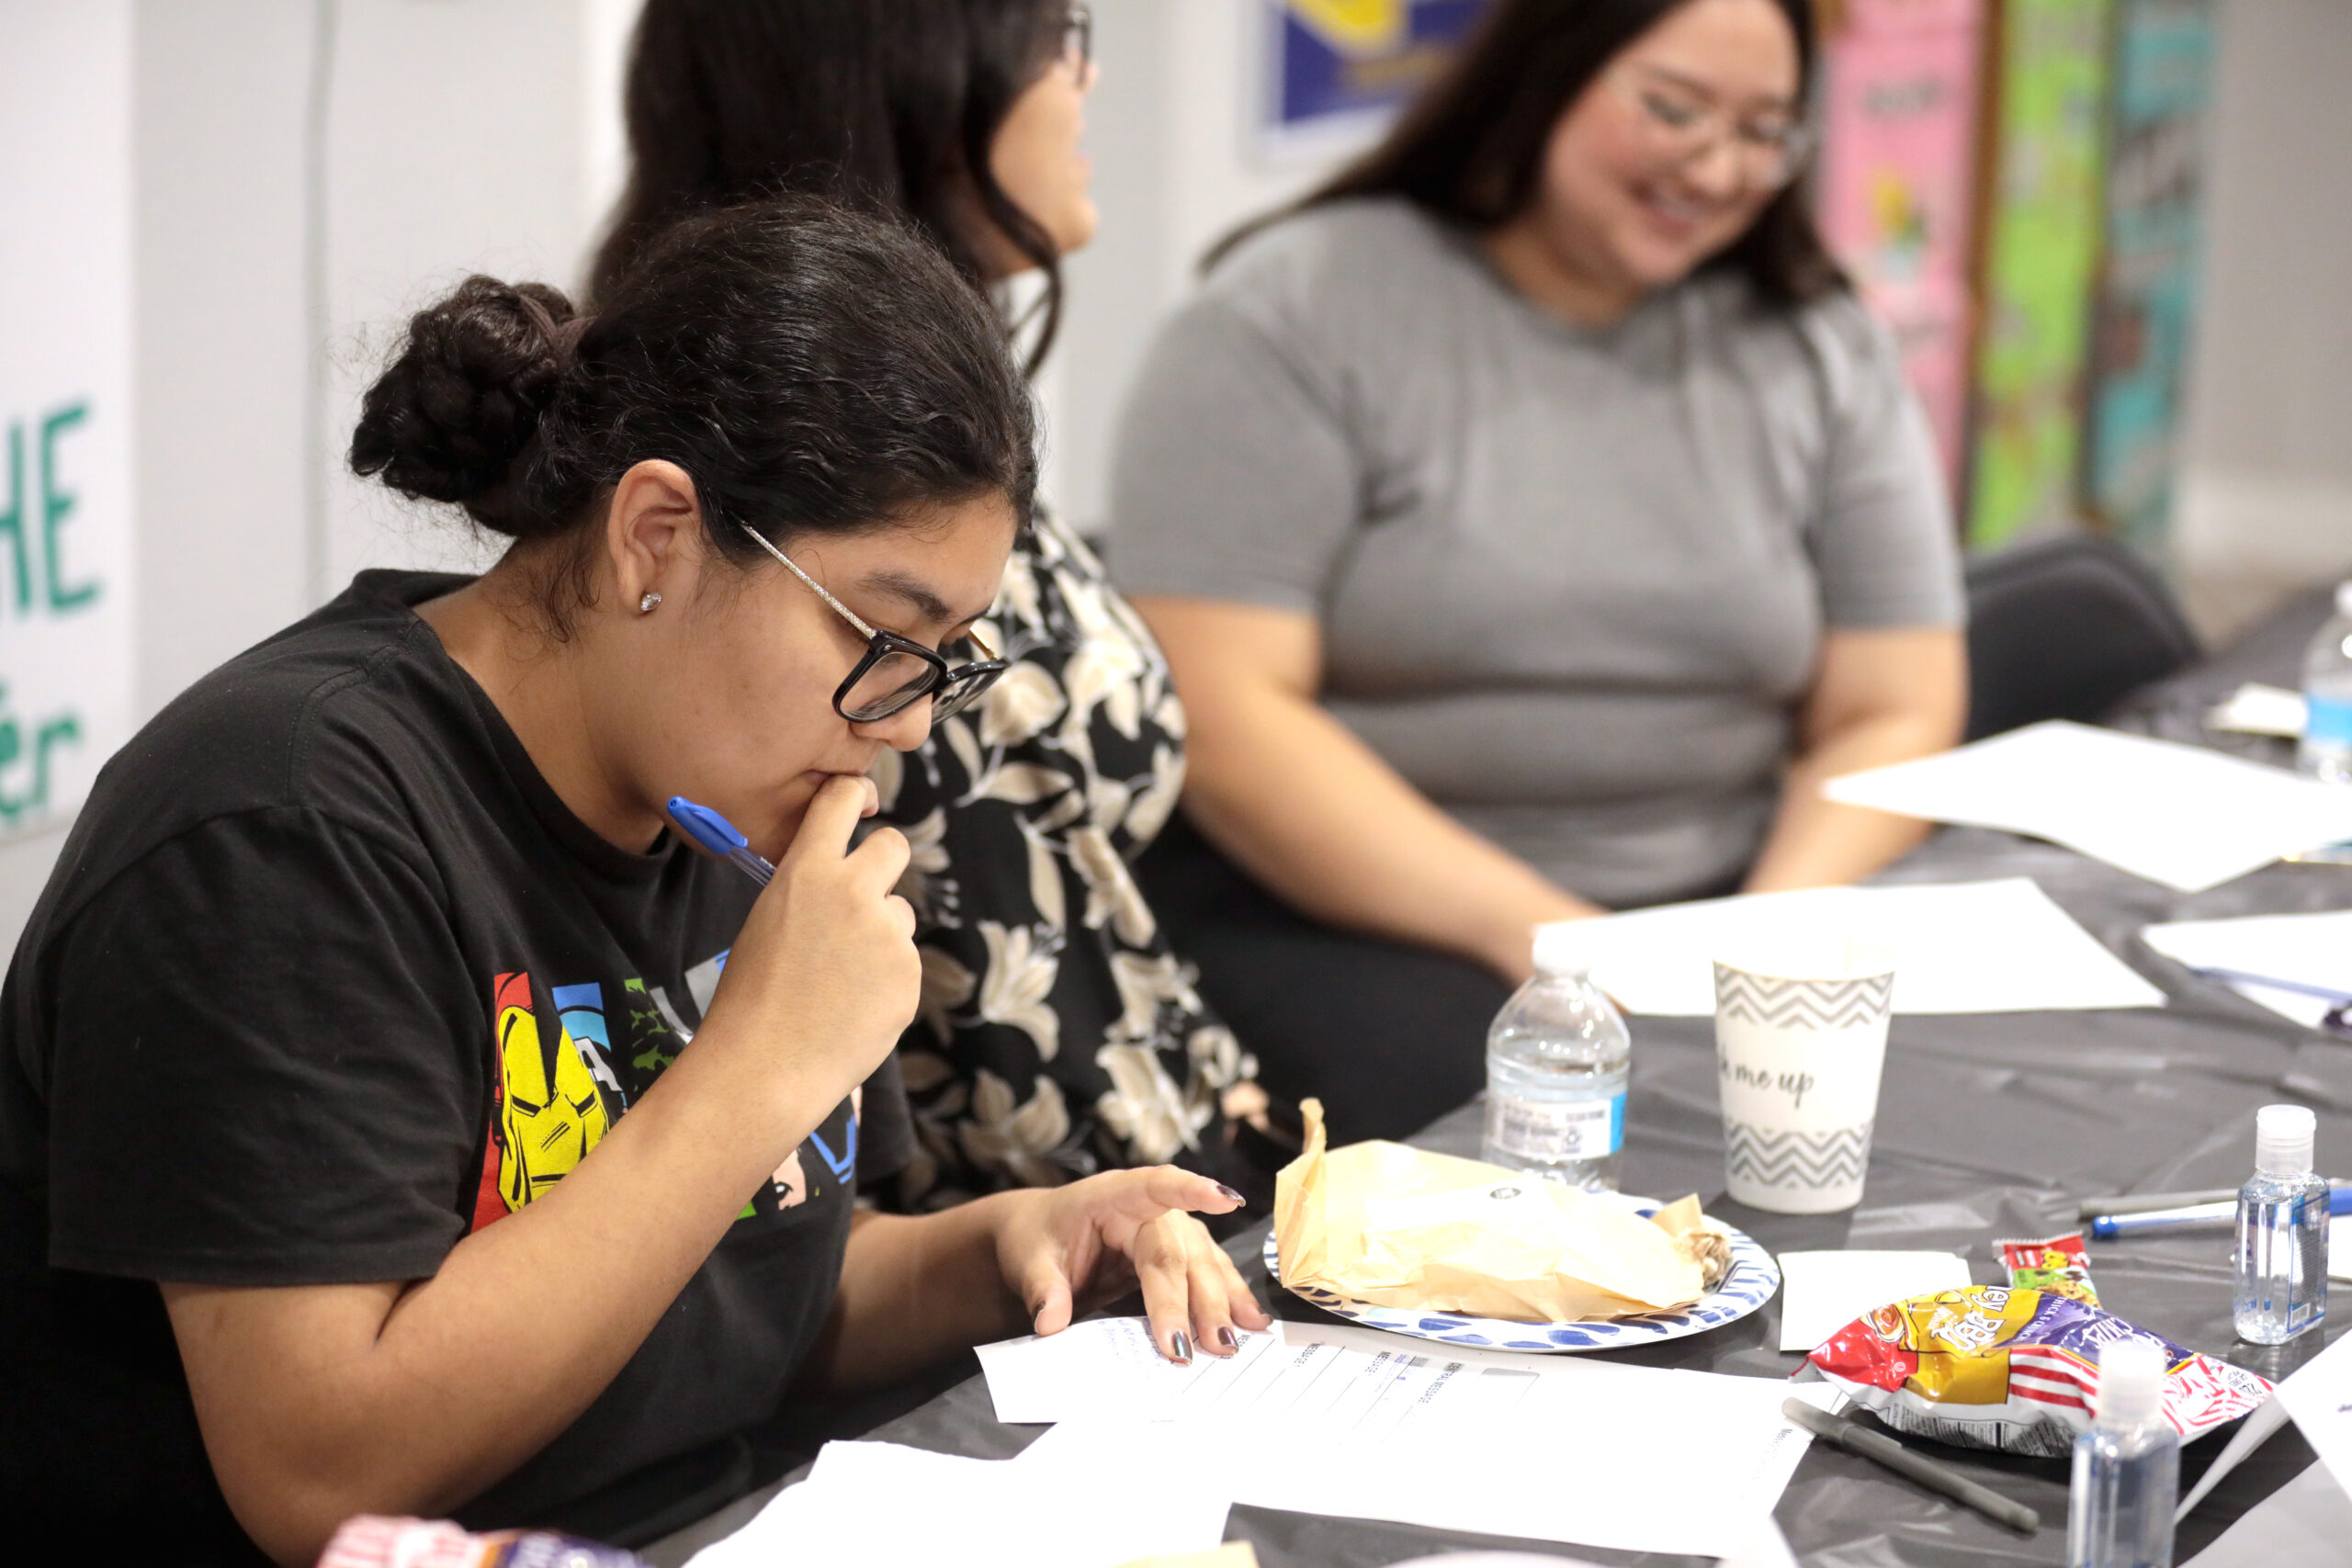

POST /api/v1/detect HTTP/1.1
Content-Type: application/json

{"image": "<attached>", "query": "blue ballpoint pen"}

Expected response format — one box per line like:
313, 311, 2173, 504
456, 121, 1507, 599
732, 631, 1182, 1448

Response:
665, 796, 775, 887
2188, 964, 2352, 1008
2090, 1186, 2352, 1240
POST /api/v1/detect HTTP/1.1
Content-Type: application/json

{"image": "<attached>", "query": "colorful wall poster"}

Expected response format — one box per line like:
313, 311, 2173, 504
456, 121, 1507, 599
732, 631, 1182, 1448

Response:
1815, 1, 1987, 489
2084, 0, 2217, 554
0, 2, 137, 839
1966, 0, 2116, 549
1263, 0, 1491, 150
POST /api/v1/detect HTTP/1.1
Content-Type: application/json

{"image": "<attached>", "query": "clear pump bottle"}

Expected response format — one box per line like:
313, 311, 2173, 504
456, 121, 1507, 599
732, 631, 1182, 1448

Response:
1480, 930, 1631, 1191
2067, 1338, 2177, 1568
2235, 1103, 2329, 1343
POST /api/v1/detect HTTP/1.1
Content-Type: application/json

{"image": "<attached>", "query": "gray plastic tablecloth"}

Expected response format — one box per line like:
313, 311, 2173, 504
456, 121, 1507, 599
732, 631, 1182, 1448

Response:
651, 585, 2352, 1568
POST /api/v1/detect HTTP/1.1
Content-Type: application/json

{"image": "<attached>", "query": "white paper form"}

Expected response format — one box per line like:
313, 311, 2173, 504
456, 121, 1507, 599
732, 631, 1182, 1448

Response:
1531, 877, 2161, 1017
1775, 1251, 1973, 1352
2142, 908, 2352, 1030
685, 1421, 1232, 1568
976, 1315, 1287, 1424
980, 1318, 1838, 1558
2273, 1327, 2352, 1500
1821, 722, 2352, 892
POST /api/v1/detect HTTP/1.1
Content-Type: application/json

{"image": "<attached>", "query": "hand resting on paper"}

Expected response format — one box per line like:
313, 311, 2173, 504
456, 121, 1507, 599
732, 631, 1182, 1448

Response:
994, 1166, 1273, 1364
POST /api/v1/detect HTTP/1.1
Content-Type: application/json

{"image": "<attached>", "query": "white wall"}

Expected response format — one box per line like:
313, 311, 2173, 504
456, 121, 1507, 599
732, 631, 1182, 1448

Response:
1051, 0, 1363, 535
2172, 0, 2352, 634
2, 0, 613, 954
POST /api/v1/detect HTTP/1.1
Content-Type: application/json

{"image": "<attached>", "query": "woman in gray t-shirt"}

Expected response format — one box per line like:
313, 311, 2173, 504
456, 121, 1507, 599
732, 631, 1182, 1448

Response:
1111, 0, 1964, 1143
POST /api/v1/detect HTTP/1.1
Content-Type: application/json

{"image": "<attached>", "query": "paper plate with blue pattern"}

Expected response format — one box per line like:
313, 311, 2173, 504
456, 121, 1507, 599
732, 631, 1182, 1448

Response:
1262, 1194, 1779, 1353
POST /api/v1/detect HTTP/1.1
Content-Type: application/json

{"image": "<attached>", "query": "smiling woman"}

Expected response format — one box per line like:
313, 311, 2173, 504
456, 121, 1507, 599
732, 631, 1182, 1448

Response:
1114, 0, 1968, 1145
0, 197, 1265, 1567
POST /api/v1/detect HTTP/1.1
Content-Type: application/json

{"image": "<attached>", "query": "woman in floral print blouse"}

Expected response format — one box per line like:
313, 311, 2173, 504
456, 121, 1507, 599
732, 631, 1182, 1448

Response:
594, 0, 1268, 1207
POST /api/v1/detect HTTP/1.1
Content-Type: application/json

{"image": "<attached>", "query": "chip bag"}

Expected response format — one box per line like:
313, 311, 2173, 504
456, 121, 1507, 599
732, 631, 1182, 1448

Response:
1805, 1284, 2271, 1457
1996, 1232, 2098, 1305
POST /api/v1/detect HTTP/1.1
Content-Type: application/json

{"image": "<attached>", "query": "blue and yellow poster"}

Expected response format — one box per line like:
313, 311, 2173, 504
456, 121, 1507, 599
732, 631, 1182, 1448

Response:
1268, 0, 1492, 141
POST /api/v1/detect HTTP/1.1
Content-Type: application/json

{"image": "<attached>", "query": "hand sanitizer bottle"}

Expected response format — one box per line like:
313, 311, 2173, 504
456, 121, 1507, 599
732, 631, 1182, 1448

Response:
2067, 1338, 2177, 1568
2234, 1103, 2329, 1344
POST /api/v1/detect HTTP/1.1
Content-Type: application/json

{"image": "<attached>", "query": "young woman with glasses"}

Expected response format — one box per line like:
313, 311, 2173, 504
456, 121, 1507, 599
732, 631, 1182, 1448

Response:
1109, 0, 1967, 1145
593, 0, 1272, 1214
0, 200, 1263, 1567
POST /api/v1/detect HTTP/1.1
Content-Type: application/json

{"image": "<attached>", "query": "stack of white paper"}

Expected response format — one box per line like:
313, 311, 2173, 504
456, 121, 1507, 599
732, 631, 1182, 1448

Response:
1822, 721, 2352, 891
2141, 908, 2352, 1029
978, 1318, 1838, 1560
685, 1419, 1231, 1568
1532, 876, 2161, 1016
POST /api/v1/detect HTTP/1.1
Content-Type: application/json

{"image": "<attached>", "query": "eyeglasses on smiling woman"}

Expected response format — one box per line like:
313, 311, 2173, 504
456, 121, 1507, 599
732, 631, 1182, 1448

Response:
742, 526, 1007, 726
1609, 62, 1817, 191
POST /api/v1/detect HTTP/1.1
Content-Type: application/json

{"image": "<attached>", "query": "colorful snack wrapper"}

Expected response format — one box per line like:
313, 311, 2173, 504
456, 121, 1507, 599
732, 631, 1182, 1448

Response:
1997, 1231, 2099, 1305
320, 1517, 650, 1568
1804, 1285, 2271, 1457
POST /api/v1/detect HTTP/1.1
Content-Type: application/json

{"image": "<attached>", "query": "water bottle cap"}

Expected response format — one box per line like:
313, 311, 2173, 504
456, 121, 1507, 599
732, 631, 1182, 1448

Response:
2256, 1103, 2317, 1177
2095, 1338, 2166, 1426
1531, 923, 1590, 979
2335, 580, 2352, 619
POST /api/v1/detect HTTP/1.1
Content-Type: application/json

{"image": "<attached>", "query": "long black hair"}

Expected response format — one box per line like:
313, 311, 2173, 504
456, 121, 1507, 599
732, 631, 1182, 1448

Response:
353, 197, 1035, 634
1212, 0, 1843, 306
592, 0, 1072, 373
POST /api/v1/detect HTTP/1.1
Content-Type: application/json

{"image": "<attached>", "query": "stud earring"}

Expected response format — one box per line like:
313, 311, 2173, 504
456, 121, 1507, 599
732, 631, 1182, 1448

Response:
639, 592, 662, 615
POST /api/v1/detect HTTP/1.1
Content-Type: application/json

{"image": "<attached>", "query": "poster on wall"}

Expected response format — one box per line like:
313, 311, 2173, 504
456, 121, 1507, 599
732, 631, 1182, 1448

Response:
1813, 0, 1987, 492
1262, 0, 1491, 156
2084, 0, 2216, 554
1966, 0, 2115, 550
0, 2, 136, 840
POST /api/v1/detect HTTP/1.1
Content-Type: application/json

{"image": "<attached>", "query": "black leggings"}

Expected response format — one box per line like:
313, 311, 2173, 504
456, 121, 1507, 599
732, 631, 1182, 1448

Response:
1136, 817, 1514, 1147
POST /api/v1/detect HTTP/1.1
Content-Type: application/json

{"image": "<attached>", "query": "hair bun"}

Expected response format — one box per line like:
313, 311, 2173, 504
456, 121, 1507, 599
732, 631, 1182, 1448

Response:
348, 276, 580, 535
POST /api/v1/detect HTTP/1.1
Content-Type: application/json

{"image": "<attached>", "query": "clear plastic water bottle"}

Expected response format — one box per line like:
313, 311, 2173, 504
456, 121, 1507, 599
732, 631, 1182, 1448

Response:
2066, 1337, 2177, 1568
2298, 581, 2352, 782
1480, 930, 1631, 1190
2234, 1103, 2329, 1344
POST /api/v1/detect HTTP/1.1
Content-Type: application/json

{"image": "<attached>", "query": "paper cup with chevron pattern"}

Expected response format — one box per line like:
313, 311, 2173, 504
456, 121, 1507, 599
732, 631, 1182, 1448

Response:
1712, 941, 1897, 1213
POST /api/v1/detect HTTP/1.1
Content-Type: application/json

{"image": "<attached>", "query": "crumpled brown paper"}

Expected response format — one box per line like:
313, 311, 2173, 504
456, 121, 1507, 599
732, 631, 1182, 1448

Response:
1273, 1099, 1729, 1324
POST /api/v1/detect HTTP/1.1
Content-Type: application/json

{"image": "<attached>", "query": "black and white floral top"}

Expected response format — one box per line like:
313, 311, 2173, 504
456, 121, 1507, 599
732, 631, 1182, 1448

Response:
873, 511, 1259, 1207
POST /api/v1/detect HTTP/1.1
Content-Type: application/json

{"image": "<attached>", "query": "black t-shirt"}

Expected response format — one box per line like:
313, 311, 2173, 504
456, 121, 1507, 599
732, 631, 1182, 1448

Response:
0, 571, 912, 1559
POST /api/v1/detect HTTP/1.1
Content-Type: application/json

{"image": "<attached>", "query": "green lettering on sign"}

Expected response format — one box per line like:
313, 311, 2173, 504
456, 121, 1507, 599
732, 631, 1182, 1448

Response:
0, 422, 26, 614
0, 681, 83, 823
40, 401, 98, 613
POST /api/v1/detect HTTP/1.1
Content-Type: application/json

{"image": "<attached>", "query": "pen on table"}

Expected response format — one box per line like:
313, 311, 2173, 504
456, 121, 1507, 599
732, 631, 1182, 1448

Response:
2076, 1179, 2352, 1220
2187, 964, 2352, 1007
666, 796, 775, 887
1781, 1399, 2040, 1534
2089, 1185, 2352, 1240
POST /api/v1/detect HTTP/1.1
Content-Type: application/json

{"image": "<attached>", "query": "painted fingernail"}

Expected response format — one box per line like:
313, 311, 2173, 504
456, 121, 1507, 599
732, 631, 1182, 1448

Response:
1215, 1183, 1245, 1203
1170, 1330, 1193, 1364
1217, 1326, 1241, 1349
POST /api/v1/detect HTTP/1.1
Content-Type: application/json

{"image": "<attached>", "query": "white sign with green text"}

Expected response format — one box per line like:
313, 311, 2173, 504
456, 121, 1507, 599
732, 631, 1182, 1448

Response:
0, 2, 134, 839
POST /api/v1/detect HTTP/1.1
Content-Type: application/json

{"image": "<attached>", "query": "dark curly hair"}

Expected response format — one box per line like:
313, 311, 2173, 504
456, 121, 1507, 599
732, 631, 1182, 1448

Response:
350, 197, 1036, 632
588, 0, 1071, 374
1209, 0, 1843, 308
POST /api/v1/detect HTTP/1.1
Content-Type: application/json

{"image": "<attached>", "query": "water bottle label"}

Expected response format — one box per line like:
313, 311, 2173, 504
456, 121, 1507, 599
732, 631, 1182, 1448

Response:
1487, 1090, 1624, 1163
2311, 693, 2352, 748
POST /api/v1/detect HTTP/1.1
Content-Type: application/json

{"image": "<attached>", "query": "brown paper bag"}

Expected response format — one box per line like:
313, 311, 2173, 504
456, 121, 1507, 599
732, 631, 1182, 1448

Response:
1272, 1099, 1724, 1324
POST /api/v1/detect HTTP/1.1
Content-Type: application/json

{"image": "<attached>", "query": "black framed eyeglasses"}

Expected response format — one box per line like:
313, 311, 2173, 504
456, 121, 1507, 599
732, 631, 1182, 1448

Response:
1061, 3, 1091, 75
743, 527, 1007, 726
